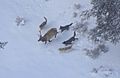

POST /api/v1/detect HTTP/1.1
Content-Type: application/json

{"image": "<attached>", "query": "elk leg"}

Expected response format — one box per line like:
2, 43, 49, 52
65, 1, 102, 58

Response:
55, 34, 57, 38
45, 41, 47, 44
48, 40, 52, 42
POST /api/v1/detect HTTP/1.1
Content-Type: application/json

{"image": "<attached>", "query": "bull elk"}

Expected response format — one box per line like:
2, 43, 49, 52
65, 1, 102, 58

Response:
38, 28, 58, 44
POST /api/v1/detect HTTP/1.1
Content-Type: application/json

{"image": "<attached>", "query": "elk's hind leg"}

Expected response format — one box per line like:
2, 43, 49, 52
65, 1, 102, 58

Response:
48, 40, 52, 42
55, 34, 57, 38
45, 41, 47, 44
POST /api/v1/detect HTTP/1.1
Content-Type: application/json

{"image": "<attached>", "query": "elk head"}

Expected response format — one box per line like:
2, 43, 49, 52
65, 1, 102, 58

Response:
38, 30, 44, 42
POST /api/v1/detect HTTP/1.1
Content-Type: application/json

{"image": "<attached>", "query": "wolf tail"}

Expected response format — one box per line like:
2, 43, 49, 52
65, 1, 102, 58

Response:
44, 17, 47, 22
73, 31, 76, 37
68, 23, 73, 27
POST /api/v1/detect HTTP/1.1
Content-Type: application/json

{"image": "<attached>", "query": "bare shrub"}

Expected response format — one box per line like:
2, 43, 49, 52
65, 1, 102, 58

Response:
72, 21, 88, 35
15, 16, 25, 26
97, 44, 109, 53
84, 44, 109, 59
91, 66, 114, 77
73, 12, 78, 18
80, 9, 93, 20
74, 3, 81, 10
0, 41, 8, 49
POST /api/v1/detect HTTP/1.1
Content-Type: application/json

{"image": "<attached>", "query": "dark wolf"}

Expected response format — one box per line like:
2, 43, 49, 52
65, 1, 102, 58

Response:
59, 23, 73, 32
62, 32, 78, 46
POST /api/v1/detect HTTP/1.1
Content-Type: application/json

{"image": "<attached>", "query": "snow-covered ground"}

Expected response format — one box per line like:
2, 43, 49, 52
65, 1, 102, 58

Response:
0, 0, 120, 78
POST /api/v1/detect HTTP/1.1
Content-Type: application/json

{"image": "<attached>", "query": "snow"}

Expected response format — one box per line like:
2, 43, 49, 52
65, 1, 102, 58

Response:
0, 0, 120, 78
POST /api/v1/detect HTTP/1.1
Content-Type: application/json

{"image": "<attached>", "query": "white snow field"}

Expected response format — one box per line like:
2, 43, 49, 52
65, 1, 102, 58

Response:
0, 0, 120, 78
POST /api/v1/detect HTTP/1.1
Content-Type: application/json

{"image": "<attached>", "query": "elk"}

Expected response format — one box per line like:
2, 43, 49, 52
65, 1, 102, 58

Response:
59, 23, 73, 32
38, 28, 58, 44
62, 31, 78, 46
39, 17, 47, 30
